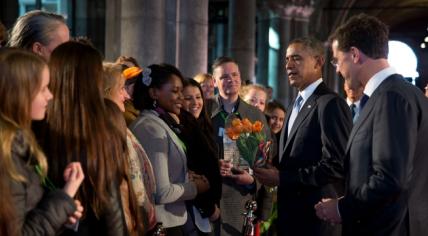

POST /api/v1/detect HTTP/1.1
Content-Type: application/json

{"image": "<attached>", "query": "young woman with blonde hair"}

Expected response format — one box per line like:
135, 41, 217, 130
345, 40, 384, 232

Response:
103, 62, 157, 234
0, 48, 84, 235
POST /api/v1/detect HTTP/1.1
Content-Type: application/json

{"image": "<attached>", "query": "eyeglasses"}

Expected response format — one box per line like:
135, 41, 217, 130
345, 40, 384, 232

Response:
330, 58, 339, 68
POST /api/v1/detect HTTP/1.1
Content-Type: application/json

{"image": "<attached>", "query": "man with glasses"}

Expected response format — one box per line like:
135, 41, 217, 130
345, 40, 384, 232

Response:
315, 14, 428, 236
254, 37, 352, 236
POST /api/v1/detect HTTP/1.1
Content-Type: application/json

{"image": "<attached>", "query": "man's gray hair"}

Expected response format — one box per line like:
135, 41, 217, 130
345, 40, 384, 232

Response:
8, 10, 65, 50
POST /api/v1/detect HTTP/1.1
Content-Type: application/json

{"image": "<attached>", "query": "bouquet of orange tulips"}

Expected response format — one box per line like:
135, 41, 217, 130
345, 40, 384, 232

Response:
225, 118, 270, 168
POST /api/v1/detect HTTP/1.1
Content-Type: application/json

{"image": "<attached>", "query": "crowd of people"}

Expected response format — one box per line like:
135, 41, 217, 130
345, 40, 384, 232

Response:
1, 9, 428, 236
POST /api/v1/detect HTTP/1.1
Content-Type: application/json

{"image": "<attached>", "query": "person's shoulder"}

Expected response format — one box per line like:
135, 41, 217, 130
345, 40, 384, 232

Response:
130, 110, 166, 135
239, 98, 267, 121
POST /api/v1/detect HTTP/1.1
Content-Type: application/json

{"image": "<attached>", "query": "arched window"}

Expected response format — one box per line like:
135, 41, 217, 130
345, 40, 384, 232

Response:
388, 40, 419, 84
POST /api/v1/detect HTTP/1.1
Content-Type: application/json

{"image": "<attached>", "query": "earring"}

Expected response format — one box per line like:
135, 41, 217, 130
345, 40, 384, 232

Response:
153, 100, 157, 108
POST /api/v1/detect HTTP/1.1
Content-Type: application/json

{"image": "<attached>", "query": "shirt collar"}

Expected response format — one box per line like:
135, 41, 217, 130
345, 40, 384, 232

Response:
217, 95, 240, 114
346, 98, 361, 106
298, 78, 323, 102
364, 67, 397, 97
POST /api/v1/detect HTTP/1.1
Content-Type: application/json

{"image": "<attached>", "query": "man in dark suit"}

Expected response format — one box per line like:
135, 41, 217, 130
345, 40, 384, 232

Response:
315, 14, 428, 236
343, 82, 364, 122
254, 37, 352, 236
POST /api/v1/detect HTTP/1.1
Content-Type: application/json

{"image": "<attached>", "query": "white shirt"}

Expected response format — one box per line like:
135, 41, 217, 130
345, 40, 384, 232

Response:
298, 78, 323, 110
279, 78, 323, 162
364, 67, 397, 97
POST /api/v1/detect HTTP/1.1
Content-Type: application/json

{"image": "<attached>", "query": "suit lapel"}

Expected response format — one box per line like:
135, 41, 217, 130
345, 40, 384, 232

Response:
344, 76, 394, 152
283, 94, 317, 151
279, 103, 293, 161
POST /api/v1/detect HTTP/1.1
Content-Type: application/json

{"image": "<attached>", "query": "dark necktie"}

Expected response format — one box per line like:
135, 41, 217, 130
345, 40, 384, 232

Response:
360, 94, 369, 111
350, 103, 357, 119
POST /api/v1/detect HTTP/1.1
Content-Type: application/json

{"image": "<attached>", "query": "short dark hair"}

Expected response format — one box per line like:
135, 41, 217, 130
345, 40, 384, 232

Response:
330, 13, 389, 59
133, 63, 184, 111
289, 37, 325, 57
211, 56, 238, 72
265, 100, 286, 115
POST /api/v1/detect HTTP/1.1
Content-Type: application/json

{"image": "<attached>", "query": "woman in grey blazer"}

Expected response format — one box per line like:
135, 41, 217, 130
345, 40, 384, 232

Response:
130, 64, 209, 236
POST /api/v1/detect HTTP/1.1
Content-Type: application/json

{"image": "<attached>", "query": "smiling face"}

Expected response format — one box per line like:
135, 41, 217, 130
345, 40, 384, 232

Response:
285, 43, 322, 91
151, 75, 183, 115
243, 88, 267, 112
183, 85, 204, 118
213, 62, 241, 99
109, 75, 130, 112
268, 107, 285, 134
31, 66, 53, 120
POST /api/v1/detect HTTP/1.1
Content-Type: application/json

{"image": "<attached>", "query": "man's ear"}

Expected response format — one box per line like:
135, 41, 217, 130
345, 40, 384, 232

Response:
350, 47, 361, 63
31, 42, 44, 56
315, 55, 325, 68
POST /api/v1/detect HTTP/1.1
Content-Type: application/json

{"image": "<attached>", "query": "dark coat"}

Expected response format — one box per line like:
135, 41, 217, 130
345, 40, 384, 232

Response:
278, 82, 352, 236
9, 131, 76, 236
339, 74, 428, 236
179, 110, 222, 218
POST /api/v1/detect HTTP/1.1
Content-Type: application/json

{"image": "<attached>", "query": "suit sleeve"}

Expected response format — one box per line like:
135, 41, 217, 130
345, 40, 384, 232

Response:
132, 119, 197, 204
280, 96, 352, 187
339, 92, 417, 221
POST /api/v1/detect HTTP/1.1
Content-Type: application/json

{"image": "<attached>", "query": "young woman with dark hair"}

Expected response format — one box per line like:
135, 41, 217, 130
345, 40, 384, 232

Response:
180, 78, 222, 235
40, 41, 142, 235
130, 64, 210, 236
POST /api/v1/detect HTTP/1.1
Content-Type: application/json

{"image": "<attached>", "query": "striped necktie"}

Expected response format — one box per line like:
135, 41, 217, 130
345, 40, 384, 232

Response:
287, 95, 303, 136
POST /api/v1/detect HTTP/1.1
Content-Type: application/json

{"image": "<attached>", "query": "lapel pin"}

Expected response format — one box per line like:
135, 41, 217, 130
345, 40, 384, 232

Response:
307, 105, 311, 108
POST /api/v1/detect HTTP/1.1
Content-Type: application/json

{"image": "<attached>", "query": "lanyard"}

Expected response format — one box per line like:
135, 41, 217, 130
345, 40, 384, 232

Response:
35, 164, 56, 191
219, 110, 240, 124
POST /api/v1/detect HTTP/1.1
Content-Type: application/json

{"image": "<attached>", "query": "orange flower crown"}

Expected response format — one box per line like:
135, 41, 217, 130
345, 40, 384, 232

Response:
123, 66, 142, 80
225, 118, 263, 140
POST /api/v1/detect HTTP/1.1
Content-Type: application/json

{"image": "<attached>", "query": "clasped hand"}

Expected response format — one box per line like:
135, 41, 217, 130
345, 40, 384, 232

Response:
314, 198, 342, 225
188, 171, 210, 193
218, 159, 254, 185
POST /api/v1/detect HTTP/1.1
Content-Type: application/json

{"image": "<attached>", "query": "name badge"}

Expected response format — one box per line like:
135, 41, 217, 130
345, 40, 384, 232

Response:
218, 127, 224, 137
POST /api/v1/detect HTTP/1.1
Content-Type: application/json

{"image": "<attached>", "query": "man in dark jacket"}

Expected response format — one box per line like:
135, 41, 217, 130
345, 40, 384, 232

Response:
254, 37, 352, 236
315, 14, 428, 236
209, 56, 270, 236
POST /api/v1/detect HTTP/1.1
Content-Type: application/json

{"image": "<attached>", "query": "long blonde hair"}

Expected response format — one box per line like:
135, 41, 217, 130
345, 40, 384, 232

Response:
0, 48, 48, 182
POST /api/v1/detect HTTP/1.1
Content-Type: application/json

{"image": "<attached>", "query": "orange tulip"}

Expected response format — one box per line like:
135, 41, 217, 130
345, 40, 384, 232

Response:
231, 118, 242, 127
225, 127, 239, 140
252, 121, 263, 133
242, 118, 253, 133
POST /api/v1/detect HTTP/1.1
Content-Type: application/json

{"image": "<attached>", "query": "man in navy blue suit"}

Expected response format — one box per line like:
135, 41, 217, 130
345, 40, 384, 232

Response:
254, 37, 352, 236
316, 14, 428, 236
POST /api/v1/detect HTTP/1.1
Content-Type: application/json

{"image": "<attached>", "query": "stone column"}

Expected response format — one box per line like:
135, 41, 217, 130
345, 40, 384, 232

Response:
228, 0, 256, 84
118, 0, 166, 67
256, 5, 271, 86
177, 0, 209, 77
105, 0, 121, 61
